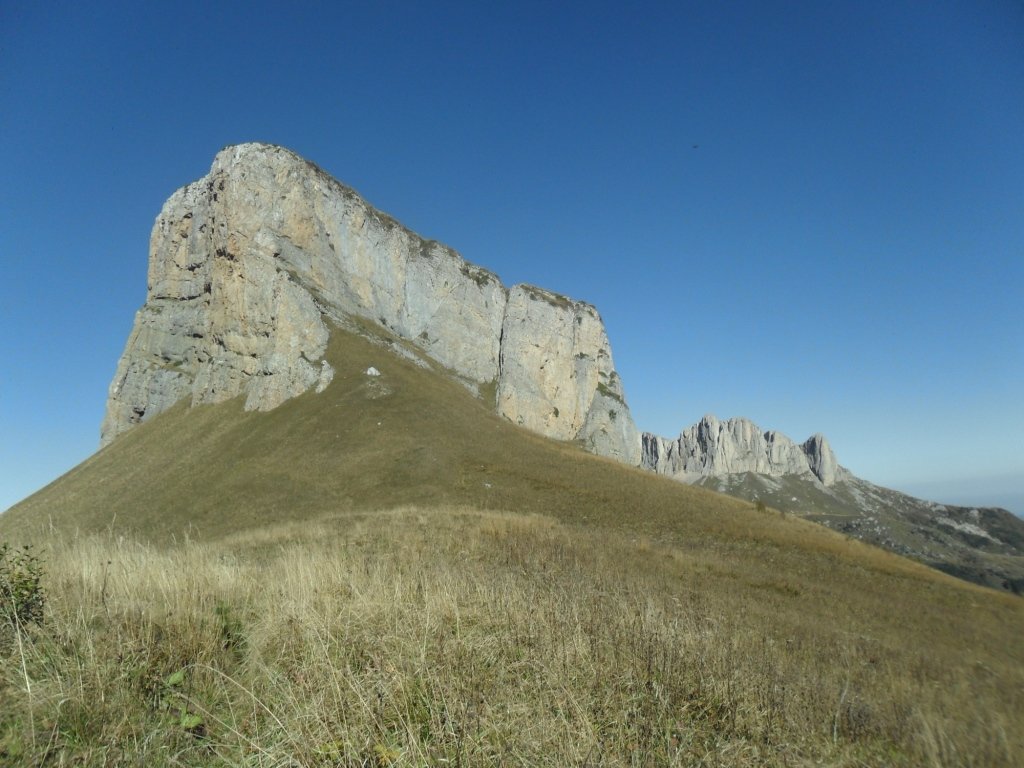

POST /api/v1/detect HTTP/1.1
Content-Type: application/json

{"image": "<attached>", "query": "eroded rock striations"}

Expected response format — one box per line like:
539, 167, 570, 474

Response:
641, 414, 838, 486
103, 143, 640, 464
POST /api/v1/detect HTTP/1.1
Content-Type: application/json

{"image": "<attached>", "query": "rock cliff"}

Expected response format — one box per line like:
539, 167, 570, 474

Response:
641, 414, 838, 486
102, 143, 640, 464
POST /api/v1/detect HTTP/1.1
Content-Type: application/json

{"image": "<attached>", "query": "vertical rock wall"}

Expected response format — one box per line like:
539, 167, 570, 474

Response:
497, 285, 640, 464
102, 143, 641, 466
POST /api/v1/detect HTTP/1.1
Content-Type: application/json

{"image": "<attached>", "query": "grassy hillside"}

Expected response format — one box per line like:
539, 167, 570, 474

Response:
3, 323, 1024, 766
0, 321, 843, 549
695, 473, 1024, 592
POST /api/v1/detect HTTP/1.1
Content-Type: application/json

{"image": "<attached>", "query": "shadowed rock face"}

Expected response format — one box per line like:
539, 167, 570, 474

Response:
102, 143, 640, 464
641, 414, 838, 486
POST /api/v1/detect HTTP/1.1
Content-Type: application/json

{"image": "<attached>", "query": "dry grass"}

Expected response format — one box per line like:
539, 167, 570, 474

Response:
3, 324, 1024, 765
3, 506, 1023, 767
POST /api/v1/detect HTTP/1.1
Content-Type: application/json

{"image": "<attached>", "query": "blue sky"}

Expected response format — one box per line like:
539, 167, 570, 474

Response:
2, 1, 1022, 514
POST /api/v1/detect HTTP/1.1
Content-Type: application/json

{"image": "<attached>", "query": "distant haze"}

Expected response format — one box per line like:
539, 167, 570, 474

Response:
894, 475, 1024, 518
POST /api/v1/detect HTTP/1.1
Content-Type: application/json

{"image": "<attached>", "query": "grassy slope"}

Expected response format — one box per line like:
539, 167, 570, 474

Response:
696, 473, 1024, 592
0, 323, 852, 549
3, 324, 1024, 766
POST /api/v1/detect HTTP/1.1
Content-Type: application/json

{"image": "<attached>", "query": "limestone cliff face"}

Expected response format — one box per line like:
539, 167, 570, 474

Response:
641, 414, 838, 486
102, 143, 640, 464
800, 433, 838, 486
497, 285, 639, 463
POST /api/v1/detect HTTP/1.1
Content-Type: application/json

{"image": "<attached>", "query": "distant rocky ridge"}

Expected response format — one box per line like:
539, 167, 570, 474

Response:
694, 461, 1024, 593
641, 414, 1024, 592
103, 143, 639, 463
641, 414, 838, 486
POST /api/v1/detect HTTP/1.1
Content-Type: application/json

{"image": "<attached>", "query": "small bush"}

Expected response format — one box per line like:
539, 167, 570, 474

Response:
0, 543, 45, 630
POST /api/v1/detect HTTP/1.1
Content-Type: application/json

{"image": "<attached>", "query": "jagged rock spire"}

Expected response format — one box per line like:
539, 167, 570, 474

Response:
641, 415, 839, 486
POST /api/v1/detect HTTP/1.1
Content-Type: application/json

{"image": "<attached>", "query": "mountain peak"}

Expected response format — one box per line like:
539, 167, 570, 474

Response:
101, 143, 641, 464
801, 433, 838, 486
642, 416, 839, 486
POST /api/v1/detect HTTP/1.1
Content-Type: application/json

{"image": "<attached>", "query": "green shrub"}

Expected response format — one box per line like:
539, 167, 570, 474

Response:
0, 543, 45, 630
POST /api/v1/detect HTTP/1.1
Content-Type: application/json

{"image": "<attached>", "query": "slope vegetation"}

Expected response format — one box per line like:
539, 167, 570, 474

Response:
696, 472, 1024, 592
1, 321, 805, 546
2, 323, 1024, 766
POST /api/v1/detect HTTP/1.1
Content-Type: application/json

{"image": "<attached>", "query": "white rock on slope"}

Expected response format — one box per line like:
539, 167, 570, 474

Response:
102, 143, 640, 465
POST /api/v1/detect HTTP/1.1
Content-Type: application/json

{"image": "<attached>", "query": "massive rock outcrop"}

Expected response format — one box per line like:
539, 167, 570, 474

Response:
102, 143, 640, 464
496, 285, 638, 462
641, 414, 838, 486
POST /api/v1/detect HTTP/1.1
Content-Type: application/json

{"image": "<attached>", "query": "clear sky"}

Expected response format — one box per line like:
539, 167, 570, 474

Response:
2, 1, 1022, 514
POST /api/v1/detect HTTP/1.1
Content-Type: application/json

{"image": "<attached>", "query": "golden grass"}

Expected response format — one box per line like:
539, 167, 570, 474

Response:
3, 506, 1024, 766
